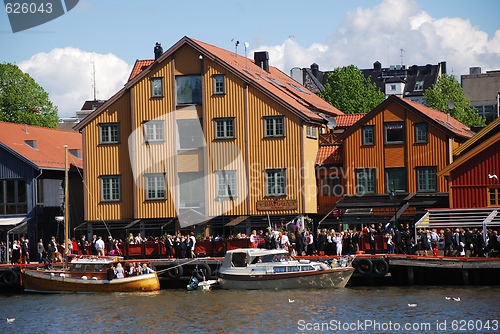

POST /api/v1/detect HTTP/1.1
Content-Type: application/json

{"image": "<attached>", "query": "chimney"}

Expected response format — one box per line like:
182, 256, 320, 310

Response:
440, 61, 446, 75
254, 51, 269, 72
311, 63, 319, 78
154, 42, 163, 60
373, 61, 382, 71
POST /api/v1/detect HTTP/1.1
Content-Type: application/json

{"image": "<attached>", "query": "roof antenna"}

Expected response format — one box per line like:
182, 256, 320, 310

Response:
244, 42, 249, 69
91, 62, 97, 101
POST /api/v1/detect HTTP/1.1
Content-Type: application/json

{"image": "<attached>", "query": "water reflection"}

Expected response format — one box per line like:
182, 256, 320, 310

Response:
1, 286, 499, 333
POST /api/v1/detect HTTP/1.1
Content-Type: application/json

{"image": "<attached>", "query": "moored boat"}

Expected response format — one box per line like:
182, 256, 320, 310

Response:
218, 248, 355, 290
21, 256, 160, 293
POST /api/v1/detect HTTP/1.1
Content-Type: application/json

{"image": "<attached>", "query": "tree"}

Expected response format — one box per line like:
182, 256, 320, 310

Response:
318, 65, 385, 114
423, 74, 485, 128
0, 63, 59, 128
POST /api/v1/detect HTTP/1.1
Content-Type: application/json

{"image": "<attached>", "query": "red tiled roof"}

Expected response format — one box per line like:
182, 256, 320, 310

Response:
403, 98, 473, 139
335, 114, 364, 127
128, 59, 154, 81
0, 122, 83, 170
120, 37, 343, 126
315, 145, 342, 165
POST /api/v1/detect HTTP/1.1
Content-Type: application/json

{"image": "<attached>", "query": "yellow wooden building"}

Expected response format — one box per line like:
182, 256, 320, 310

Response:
74, 36, 342, 238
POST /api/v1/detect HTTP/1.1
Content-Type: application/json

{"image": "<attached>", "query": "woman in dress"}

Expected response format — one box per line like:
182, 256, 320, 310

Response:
115, 262, 125, 278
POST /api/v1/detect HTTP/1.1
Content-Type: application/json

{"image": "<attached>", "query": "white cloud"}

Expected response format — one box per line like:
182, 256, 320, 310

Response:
256, 0, 500, 78
18, 47, 131, 118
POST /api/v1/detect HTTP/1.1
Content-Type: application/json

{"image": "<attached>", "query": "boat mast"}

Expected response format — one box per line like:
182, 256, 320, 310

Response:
64, 145, 69, 268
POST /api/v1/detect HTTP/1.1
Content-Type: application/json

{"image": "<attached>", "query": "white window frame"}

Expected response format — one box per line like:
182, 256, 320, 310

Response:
306, 126, 317, 139
414, 80, 424, 91
144, 120, 164, 143
216, 171, 236, 198
145, 174, 166, 200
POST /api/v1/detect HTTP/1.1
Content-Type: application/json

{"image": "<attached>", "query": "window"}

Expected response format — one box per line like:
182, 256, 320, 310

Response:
356, 169, 375, 195
265, 169, 286, 196
177, 119, 204, 149
386, 168, 407, 193
101, 176, 120, 201
0, 179, 27, 214
385, 122, 404, 144
321, 175, 342, 196
415, 123, 427, 143
99, 123, 119, 144
488, 188, 500, 206
213, 75, 225, 94
216, 171, 236, 198
214, 118, 234, 139
264, 116, 284, 137
390, 84, 396, 91
151, 77, 163, 97
145, 174, 166, 200
363, 126, 374, 145
417, 167, 436, 192
179, 172, 204, 208
414, 81, 424, 91
176, 75, 202, 105
144, 121, 164, 142
306, 126, 317, 139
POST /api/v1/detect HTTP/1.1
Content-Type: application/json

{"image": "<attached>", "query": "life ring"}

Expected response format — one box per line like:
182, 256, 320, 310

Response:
356, 258, 373, 275
373, 259, 389, 276
166, 264, 183, 279
3, 269, 18, 285
193, 263, 212, 281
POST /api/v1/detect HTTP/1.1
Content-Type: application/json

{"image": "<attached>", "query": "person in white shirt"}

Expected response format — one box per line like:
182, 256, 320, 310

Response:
95, 236, 105, 256
134, 233, 144, 244
189, 232, 197, 258
115, 263, 125, 278
280, 231, 290, 251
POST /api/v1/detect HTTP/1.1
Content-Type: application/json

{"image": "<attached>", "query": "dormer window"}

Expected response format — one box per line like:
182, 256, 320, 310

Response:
24, 140, 37, 149
414, 81, 424, 91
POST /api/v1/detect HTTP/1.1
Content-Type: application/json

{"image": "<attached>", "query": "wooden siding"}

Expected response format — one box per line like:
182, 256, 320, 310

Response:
246, 87, 303, 215
303, 128, 318, 213
82, 91, 135, 221
450, 144, 500, 208
343, 103, 452, 195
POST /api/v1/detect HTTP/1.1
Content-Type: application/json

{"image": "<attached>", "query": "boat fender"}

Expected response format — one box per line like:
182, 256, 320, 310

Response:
373, 259, 389, 276
3, 269, 18, 285
355, 258, 373, 275
166, 264, 184, 279
193, 263, 212, 280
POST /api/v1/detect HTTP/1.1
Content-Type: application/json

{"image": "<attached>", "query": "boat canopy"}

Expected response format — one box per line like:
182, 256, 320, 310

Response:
222, 248, 290, 268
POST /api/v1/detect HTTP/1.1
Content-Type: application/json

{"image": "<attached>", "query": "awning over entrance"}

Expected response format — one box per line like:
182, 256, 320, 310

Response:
8, 221, 28, 234
0, 216, 28, 227
225, 215, 249, 227
178, 209, 210, 228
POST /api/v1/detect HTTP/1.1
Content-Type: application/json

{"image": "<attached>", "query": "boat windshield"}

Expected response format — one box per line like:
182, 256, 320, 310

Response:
251, 253, 292, 263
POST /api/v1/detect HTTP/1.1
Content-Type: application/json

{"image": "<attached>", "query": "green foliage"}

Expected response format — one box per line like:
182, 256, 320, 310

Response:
318, 65, 385, 114
0, 63, 59, 128
423, 74, 485, 128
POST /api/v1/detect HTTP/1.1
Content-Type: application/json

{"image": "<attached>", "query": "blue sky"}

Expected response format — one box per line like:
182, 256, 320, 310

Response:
1, 0, 499, 117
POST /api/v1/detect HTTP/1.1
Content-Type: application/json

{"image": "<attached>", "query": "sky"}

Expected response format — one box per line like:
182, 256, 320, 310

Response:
1, 0, 499, 118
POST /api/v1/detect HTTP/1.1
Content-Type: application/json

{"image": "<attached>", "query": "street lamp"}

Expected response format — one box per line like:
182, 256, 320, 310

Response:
390, 181, 398, 229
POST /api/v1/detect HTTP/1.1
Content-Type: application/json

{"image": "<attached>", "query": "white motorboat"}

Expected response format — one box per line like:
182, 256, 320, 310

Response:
218, 248, 354, 290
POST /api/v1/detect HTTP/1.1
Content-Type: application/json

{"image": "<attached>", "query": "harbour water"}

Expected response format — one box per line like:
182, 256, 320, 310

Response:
1, 286, 499, 333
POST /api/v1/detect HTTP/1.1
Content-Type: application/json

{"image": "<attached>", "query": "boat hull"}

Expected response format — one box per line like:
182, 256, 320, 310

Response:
218, 267, 354, 290
21, 269, 160, 293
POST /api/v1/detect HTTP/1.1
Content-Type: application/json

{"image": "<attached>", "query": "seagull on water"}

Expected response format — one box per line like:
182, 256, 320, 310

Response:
488, 174, 498, 180
408, 303, 417, 307
452, 297, 461, 302
6, 318, 15, 323
289, 299, 295, 303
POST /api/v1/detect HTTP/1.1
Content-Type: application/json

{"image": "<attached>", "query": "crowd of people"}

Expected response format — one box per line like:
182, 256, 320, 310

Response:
4, 223, 499, 264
